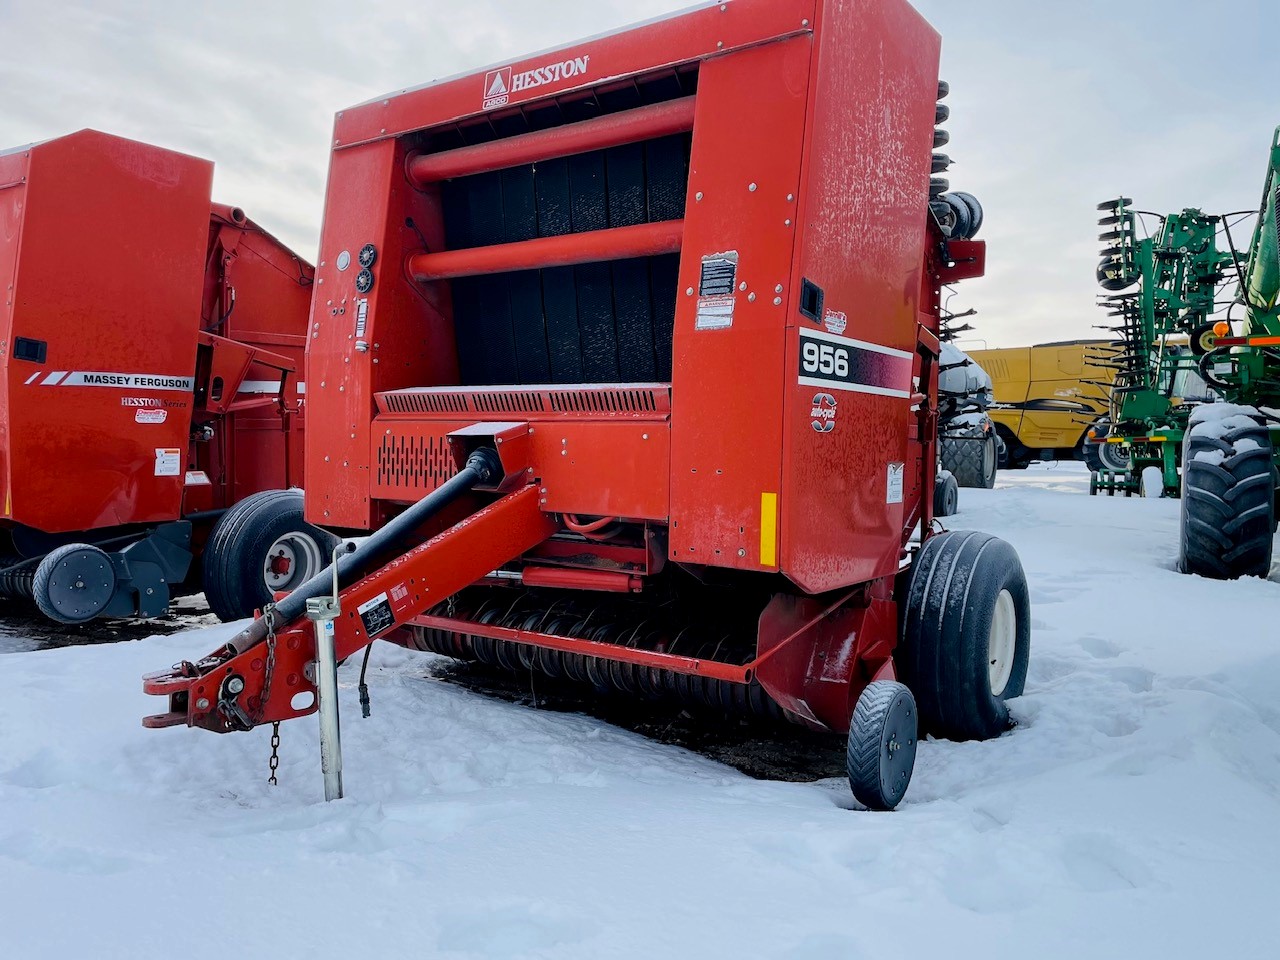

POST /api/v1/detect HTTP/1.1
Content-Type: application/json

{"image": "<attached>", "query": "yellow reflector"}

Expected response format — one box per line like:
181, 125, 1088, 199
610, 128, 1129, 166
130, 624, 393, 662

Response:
1213, 321, 1230, 337
760, 492, 778, 567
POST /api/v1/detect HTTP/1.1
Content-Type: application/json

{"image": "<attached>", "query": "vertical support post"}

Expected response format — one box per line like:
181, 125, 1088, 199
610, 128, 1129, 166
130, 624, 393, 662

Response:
307, 545, 346, 800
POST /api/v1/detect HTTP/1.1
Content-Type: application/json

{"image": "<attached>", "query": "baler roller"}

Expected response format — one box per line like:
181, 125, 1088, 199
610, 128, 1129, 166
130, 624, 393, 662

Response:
407, 96, 696, 185
407, 220, 684, 282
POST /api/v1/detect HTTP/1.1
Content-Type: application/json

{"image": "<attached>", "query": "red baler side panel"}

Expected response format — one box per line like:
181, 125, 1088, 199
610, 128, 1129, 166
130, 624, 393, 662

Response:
669, 35, 813, 570
780, 0, 942, 591
0, 131, 213, 533
205, 216, 314, 503
306, 137, 464, 530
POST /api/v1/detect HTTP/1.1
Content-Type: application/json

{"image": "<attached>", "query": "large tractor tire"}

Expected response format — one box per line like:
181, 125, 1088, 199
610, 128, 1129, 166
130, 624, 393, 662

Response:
1179, 414, 1276, 580
897, 530, 1031, 741
203, 489, 338, 622
940, 432, 997, 489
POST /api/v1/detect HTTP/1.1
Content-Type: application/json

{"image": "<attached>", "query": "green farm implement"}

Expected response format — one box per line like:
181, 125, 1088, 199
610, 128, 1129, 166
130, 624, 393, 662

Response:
1093, 125, 1280, 578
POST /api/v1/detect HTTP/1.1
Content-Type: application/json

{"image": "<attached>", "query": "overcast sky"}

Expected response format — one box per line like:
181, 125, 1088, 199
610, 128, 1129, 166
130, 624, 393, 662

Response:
1, 0, 1274, 347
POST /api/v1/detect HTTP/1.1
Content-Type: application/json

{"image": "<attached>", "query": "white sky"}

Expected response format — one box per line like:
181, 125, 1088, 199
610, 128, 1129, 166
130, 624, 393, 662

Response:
1, 0, 1275, 347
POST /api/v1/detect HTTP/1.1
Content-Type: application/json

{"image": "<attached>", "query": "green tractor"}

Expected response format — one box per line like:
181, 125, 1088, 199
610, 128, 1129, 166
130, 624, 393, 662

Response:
1093, 125, 1280, 578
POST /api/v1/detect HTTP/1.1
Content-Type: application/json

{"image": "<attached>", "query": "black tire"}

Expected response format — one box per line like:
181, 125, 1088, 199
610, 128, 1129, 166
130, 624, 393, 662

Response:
950, 191, 984, 238
934, 471, 959, 517
1089, 472, 1099, 496
1084, 421, 1130, 473
846, 680, 918, 811
897, 531, 1031, 741
943, 193, 971, 238
202, 489, 338, 622
32, 543, 117, 624
1189, 321, 1220, 357
1179, 417, 1276, 579
940, 432, 996, 489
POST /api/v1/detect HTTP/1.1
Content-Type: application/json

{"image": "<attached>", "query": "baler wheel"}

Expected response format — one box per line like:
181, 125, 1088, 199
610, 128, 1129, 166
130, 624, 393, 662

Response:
897, 531, 1031, 741
1179, 415, 1276, 579
32, 543, 117, 624
202, 489, 337, 622
934, 470, 959, 517
846, 681, 918, 811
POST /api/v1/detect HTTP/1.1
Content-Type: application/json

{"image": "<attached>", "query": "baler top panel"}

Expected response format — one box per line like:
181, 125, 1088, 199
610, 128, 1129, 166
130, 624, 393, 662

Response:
0, 130, 213, 532
306, 0, 949, 593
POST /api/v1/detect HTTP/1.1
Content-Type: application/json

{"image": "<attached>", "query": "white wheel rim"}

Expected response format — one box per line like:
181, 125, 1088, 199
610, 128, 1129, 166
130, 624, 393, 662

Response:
988, 589, 1017, 697
262, 533, 322, 592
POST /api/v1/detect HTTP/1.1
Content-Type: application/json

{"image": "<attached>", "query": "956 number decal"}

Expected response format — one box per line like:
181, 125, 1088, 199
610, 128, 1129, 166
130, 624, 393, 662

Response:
797, 329, 913, 399
802, 340, 850, 378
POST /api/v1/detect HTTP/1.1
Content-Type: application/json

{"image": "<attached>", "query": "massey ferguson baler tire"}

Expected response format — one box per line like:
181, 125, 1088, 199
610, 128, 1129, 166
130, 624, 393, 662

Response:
934, 471, 959, 517
32, 543, 117, 624
846, 680, 918, 811
202, 489, 337, 622
1179, 418, 1276, 580
898, 530, 1031, 741
940, 433, 997, 489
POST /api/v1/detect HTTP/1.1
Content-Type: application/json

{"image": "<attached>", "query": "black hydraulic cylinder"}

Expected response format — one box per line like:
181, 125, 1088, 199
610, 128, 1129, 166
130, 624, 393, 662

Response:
223, 448, 504, 656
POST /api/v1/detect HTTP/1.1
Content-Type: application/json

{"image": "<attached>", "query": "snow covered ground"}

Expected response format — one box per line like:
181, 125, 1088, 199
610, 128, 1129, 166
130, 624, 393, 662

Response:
1, 462, 1277, 959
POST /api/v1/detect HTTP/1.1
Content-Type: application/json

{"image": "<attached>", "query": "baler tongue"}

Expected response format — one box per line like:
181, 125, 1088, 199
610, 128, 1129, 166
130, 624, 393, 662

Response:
141, 447, 556, 732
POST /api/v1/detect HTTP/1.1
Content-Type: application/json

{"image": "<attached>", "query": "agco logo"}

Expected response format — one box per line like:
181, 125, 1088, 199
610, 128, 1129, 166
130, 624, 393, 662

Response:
483, 54, 591, 110
810, 393, 838, 433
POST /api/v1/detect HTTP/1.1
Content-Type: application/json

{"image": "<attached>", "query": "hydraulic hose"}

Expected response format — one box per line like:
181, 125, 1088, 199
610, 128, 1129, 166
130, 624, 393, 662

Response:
223, 447, 504, 656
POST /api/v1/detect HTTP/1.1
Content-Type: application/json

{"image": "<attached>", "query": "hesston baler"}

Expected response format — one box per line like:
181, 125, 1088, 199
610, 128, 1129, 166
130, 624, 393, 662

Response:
0, 130, 333, 624
143, 0, 1031, 810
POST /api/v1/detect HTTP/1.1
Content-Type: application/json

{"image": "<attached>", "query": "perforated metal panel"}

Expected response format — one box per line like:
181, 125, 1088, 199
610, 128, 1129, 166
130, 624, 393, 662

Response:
375, 433, 456, 491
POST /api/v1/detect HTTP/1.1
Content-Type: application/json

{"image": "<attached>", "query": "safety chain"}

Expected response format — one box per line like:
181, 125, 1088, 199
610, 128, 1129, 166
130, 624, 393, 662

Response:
261, 602, 280, 786
268, 722, 281, 786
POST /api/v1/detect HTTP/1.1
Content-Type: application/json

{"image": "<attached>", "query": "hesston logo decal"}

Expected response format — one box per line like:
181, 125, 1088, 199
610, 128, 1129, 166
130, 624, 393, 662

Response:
483, 55, 591, 109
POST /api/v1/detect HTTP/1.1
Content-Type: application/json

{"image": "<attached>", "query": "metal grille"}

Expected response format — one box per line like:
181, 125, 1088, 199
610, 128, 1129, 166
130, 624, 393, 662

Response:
375, 385, 669, 418
375, 434, 456, 490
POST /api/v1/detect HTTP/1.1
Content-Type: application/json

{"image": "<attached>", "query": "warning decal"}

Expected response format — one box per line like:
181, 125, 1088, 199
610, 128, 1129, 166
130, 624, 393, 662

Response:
887, 462, 905, 504
357, 591, 396, 637
154, 448, 181, 477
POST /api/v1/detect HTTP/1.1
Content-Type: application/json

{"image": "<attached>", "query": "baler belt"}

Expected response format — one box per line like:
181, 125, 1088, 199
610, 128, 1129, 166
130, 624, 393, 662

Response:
440, 132, 689, 386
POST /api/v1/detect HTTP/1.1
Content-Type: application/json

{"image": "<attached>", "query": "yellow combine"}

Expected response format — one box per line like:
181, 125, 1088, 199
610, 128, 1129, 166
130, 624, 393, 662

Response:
967, 340, 1122, 470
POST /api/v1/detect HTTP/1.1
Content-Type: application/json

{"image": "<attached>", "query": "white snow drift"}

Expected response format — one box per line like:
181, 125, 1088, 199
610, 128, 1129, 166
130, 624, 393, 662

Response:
1, 462, 1277, 959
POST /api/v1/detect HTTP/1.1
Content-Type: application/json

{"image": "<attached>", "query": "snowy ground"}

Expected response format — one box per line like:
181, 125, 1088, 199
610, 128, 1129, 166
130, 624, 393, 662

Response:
1, 462, 1277, 959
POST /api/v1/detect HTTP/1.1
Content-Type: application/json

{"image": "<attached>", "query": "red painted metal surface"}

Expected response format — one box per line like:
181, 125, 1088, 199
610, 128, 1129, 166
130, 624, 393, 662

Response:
143, 484, 558, 730
519, 566, 641, 592
407, 97, 696, 184
0, 131, 212, 532
0, 130, 312, 538
778, 0, 943, 592
408, 220, 683, 281
332, 0, 815, 148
